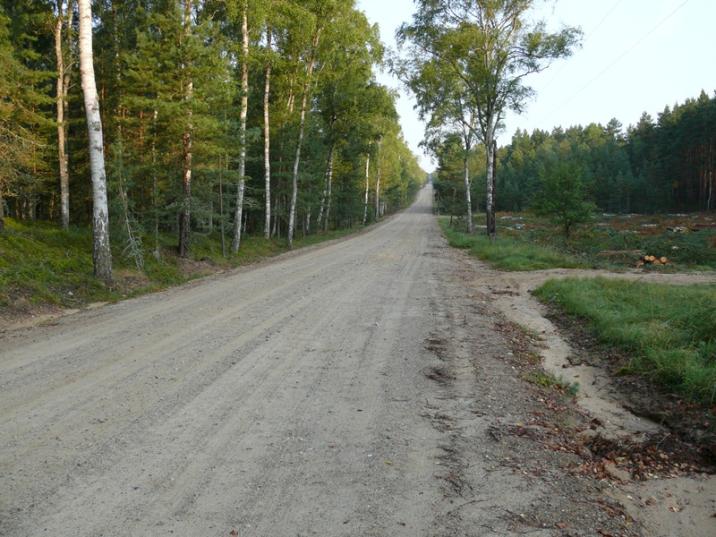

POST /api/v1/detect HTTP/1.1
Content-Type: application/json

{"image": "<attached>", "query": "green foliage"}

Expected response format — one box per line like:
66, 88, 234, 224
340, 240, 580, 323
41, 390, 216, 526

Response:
523, 370, 579, 397
439, 218, 585, 271
0, 216, 361, 309
0, 3, 53, 217
535, 278, 716, 403
532, 161, 596, 237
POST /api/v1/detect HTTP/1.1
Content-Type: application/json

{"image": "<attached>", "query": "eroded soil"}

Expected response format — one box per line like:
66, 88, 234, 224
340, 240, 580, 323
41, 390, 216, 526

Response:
461, 260, 716, 537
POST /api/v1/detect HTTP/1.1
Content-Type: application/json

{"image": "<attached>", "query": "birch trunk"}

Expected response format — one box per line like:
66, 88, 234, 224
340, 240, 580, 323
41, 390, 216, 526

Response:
287, 29, 321, 248
374, 142, 382, 221
54, 3, 71, 230
463, 156, 473, 233
263, 28, 272, 239
485, 126, 496, 240
178, 0, 193, 257
317, 144, 334, 229
362, 154, 370, 225
323, 149, 334, 231
219, 154, 226, 256
78, 0, 112, 281
151, 109, 160, 260
232, 1, 249, 253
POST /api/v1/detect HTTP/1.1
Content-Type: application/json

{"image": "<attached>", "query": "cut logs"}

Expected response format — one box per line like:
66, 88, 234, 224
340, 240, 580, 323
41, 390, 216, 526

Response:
636, 255, 669, 268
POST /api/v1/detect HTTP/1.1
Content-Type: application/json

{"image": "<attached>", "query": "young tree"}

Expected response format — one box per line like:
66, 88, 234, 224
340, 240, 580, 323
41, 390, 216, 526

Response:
398, 0, 580, 239
78, 0, 112, 281
532, 160, 595, 237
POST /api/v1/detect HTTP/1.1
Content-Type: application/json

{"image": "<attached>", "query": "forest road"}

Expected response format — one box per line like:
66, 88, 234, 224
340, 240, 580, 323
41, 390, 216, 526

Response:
0, 185, 634, 537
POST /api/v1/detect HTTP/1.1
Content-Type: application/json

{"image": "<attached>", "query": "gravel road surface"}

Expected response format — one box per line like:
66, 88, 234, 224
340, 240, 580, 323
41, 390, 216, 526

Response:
0, 186, 639, 536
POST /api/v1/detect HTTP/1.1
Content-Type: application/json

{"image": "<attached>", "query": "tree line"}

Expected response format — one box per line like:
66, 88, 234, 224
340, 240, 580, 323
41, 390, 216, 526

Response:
0, 0, 425, 280
433, 89, 716, 222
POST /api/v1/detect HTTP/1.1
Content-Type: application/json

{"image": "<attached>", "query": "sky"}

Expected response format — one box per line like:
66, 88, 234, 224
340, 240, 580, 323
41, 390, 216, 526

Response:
357, 0, 716, 172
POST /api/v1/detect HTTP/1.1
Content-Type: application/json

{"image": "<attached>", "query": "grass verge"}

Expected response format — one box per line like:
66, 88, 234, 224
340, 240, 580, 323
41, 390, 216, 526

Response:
0, 218, 357, 313
439, 217, 586, 271
534, 277, 716, 404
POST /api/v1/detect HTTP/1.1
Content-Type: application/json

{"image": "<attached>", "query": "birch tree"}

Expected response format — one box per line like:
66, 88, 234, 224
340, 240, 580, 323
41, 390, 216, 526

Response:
399, 0, 580, 239
231, 0, 249, 253
78, 0, 112, 280
263, 26, 272, 238
178, 0, 194, 257
286, 19, 320, 248
53, 0, 73, 230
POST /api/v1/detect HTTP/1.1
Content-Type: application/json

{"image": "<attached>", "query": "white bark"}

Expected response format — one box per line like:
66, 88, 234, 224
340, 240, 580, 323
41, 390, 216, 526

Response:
152, 109, 160, 260
78, 0, 112, 281
463, 156, 473, 233
232, 1, 249, 253
362, 153, 370, 225
178, 0, 193, 258
323, 148, 334, 231
263, 28, 272, 239
54, 2, 71, 230
287, 29, 320, 248
485, 124, 496, 239
317, 144, 334, 229
374, 140, 382, 221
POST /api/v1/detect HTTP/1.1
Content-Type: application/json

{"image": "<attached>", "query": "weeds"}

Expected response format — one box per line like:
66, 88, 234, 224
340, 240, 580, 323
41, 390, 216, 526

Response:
439, 218, 586, 271
524, 370, 579, 396
534, 277, 716, 404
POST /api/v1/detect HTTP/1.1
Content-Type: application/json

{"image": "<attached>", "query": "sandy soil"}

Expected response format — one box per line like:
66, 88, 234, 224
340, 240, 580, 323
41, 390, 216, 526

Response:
461, 259, 716, 537
0, 186, 706, 536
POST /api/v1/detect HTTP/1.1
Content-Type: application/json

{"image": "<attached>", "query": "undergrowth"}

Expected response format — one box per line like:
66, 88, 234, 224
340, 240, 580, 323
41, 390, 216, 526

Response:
0, 218, 356, 311
439, 218, 586, 271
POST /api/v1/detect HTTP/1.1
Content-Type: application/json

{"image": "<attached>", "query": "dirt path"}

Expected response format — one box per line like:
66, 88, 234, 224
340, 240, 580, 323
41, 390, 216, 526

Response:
0, 186, 697, 536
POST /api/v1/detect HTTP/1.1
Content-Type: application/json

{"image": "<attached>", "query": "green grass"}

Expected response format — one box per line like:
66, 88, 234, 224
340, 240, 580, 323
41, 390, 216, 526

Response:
0, 218, 359, 311
440, 211, 716, 271
439, 218, 587, 271
534, 277, 716, 403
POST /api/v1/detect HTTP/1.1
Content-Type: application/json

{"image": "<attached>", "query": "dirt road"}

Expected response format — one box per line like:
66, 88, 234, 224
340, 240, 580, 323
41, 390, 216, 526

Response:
1, 186, 648, 536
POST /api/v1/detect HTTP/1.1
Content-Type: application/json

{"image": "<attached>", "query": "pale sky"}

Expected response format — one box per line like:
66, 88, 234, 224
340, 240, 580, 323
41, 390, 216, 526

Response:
357, 0, 716, 171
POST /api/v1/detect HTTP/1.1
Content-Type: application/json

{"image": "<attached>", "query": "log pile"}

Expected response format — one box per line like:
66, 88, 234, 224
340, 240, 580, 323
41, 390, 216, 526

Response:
636, 255, 669, 268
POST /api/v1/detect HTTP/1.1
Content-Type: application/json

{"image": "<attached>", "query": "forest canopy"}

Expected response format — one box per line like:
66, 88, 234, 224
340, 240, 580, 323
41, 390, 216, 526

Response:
0, 0, 425, 276
434, 90, 716, 218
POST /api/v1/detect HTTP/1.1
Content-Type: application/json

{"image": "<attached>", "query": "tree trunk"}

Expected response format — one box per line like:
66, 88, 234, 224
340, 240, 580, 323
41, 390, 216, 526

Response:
232, 1, 249, 253
485, 127, 496, 240
324, 149, 334, 232
219, 154, 226, 256
287, 29, 321, 248
374, 141, 382, 221
463, 155, 473, 233
151, 109, 160, 260
363, 153, 370, 225
263, 28, 272, 239
78, 0, 112, 282
178, 0, 193, 258
317, 143, 334, 229
54, 2, 71, 230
